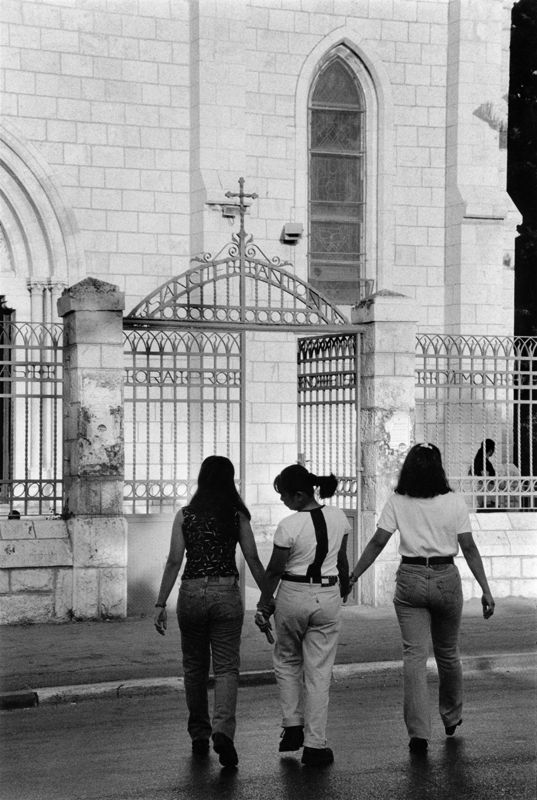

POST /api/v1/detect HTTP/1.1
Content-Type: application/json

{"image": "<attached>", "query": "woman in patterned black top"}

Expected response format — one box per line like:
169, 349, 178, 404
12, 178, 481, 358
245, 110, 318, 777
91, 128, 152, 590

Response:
154, 456, 268, 768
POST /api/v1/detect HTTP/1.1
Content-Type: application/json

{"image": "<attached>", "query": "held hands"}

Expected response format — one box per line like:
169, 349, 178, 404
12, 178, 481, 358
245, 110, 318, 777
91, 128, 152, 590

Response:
481, 592, 495, 619
154, 606, 167, 636
342, 573, 357, 604
255, 599, 275, 644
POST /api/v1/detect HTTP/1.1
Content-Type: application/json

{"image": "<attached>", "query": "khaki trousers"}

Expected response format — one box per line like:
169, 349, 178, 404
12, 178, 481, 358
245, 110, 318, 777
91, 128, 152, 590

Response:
273, 580, 341, 749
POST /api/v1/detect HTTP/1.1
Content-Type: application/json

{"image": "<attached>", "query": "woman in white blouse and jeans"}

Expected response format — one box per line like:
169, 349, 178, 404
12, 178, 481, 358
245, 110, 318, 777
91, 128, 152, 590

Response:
349, 443, 495, 754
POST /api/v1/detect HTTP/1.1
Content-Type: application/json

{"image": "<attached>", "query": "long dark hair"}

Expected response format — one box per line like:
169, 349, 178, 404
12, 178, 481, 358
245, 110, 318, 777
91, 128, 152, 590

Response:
187, 456, 251, 533
273, 464, 338, 499
395, 443, 452, 498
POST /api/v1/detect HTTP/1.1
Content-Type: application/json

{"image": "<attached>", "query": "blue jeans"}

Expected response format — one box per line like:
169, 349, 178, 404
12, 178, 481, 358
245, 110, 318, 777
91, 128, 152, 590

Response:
393, 563, 463, 740
177, 576, 243, 742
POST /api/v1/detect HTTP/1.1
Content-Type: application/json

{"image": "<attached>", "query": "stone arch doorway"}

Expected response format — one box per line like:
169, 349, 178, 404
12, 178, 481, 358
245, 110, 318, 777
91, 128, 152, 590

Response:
0, 123, 84, 322
123, 180, 364, 611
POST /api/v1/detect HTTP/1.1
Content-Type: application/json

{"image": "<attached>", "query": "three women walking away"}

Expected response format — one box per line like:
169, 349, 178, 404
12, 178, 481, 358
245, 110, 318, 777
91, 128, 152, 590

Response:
154, 456, 268, 767
155, 446, 495, 768
256, 464, 350, 767
349, 443, 495, 753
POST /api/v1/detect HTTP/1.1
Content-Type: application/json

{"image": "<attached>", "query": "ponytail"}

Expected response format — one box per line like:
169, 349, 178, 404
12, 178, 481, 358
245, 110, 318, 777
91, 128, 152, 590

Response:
313, 473, 338, 499
273, 464, 338, 499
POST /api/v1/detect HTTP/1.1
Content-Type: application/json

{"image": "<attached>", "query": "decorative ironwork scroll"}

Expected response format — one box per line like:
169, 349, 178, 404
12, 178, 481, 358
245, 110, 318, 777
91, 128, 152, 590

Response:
126, 179, 348, 328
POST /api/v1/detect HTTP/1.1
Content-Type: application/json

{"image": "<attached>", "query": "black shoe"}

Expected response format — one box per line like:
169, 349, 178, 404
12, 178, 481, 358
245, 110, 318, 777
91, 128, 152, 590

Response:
279, 726, 304, 752
445, 719, 462, 736
212, 732, 238, 767
409, 737, 428, 754
301, 746, 334, 767
191, 738, 210, 757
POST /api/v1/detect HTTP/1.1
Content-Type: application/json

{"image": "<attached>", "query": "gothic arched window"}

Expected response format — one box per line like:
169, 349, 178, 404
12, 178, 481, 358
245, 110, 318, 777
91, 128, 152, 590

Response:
309, 58, 365, 304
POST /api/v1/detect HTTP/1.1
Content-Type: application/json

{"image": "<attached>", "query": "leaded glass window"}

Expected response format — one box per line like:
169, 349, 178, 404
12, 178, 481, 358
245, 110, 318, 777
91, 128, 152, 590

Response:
309, 59, 365, 304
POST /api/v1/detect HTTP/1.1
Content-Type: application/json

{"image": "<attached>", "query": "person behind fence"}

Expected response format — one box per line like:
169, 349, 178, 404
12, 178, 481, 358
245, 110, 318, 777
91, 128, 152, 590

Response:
469, 439, 496, 508
255, 464, 351, 768
470, 439, 496, 479
348, 443, 495, 754
153, 455, 268, 768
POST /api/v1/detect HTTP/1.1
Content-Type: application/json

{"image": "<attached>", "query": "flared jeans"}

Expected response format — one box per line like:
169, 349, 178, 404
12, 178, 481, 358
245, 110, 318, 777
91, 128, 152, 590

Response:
393, 563, 464, 740
178, 576, 243, 742
273, 581, 341, 749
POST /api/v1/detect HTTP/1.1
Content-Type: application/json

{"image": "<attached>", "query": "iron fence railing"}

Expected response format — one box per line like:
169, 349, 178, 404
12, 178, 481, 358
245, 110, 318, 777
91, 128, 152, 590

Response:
416, 334, 537, 511
0, 321, 63, 516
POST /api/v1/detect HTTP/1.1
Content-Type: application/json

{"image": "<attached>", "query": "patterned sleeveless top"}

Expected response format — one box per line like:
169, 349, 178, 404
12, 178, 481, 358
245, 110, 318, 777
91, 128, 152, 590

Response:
181, 507, 239, 579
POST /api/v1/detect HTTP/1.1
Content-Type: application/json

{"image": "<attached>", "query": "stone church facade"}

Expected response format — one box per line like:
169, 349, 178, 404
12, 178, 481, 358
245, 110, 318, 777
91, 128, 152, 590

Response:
2, 0, 532, 622
1, 0, 517, 329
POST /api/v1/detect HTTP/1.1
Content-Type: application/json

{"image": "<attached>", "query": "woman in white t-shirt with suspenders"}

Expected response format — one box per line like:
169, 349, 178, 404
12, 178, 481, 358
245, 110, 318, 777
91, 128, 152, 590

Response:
256, 464, 351, 767
349, 443, 495, 754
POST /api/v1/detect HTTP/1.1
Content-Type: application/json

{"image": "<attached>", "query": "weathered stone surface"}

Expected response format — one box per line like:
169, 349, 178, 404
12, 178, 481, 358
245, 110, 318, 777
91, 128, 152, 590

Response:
100, 567, 127, 617
0, 538, 72, 569
69, 516, 127, 568
0, 594, 54, 625
54, 568, 74, 619
75, 400, 123, 476
33, 520, 68, 539
0, 570, 9, 593
72, 568, 99, 618
57, 277, 125, 315
11, 568, 54, 592
0, 520, 35, 540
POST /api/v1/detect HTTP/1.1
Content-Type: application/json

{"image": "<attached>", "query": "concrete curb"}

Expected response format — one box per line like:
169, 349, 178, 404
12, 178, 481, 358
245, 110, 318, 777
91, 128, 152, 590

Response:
2, 651, 534, 711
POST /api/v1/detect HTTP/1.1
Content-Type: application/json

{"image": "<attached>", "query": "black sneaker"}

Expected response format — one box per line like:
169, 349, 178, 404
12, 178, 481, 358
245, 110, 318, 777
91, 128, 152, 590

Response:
445, 719, 462, 736
301, 746, 334, 767
191, 738, 210, 757
409, 737, 428, 754
212, 732, 239, 767
279, 726, 304, 752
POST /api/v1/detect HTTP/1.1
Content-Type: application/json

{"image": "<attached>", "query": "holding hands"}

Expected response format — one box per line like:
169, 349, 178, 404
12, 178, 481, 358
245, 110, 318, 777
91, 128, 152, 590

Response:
255, 599, 275, 644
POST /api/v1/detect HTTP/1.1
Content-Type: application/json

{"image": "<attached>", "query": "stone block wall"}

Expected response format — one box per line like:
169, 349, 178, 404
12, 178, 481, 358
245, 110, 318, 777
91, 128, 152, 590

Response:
0, 518, 73, 623
0, 515, 128, 624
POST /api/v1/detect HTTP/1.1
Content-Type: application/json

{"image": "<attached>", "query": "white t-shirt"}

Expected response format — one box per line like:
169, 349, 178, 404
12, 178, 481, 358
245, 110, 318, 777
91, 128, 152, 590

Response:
273, 505, 351, 576
377, 492, 471, 558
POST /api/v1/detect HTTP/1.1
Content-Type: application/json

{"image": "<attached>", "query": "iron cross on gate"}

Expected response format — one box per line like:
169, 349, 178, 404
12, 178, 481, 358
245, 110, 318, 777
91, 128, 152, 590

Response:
225, 177, 258, 236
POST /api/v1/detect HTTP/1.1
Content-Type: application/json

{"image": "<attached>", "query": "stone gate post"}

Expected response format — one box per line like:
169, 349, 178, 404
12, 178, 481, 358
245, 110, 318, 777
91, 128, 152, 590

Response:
58, 278, 127, 618
352, 291, 418, 605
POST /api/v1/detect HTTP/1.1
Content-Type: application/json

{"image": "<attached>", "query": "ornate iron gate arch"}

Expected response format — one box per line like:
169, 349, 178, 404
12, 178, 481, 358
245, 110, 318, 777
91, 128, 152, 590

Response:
123, 179, 361, 520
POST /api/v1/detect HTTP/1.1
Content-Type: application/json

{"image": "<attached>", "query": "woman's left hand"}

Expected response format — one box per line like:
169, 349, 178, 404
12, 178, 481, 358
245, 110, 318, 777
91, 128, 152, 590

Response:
154, 607, 167, 636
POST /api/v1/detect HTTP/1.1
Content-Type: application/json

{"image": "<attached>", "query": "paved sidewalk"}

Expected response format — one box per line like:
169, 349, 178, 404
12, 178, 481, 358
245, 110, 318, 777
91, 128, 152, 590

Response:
0, 597, 535, 708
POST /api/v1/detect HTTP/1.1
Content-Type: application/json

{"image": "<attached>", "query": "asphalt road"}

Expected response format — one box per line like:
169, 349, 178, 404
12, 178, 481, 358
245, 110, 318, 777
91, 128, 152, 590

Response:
1, 667, 535, 800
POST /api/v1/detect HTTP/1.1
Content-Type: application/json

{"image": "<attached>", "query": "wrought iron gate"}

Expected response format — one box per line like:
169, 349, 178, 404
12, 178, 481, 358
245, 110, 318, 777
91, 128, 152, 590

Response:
123, 178, 360, 516
123, 328, 242, 514
0, 321, 63, 515
297, 333, 360, 506
297, 332, 361, 567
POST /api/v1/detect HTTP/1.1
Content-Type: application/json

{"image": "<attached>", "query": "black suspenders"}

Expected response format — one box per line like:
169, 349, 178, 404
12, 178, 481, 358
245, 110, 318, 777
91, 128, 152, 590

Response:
305, 507, 329, 580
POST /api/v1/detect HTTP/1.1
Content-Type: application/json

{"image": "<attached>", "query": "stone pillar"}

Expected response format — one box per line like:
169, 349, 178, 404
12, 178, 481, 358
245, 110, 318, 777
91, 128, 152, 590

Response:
352, 291, 418, 605
444, 0, 517, 335
58, 278, 127, 619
